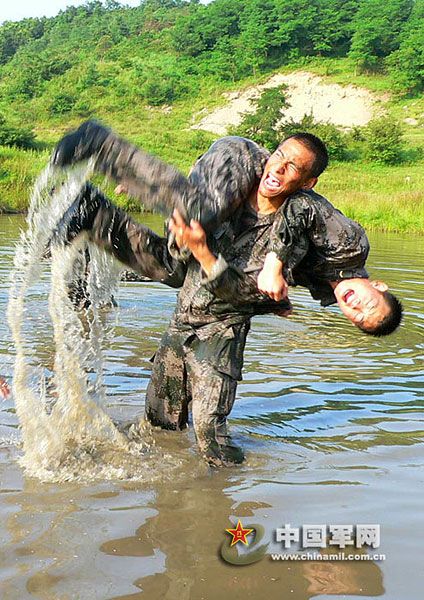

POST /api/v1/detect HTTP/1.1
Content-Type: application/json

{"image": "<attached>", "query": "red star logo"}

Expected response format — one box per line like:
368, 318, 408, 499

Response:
225, 520, 254, 546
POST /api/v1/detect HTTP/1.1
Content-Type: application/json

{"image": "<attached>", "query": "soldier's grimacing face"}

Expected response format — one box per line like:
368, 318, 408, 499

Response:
333, 278, 391, 331
258, 139, 318, 200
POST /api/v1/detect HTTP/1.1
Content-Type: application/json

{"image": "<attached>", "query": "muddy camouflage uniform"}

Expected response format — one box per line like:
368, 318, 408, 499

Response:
70, 137, 369, 466
86, 188, 289, 465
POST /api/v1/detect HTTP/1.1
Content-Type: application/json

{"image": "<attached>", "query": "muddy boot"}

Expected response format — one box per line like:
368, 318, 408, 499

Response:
197, 420, 245, 468
203, 442, 245, 468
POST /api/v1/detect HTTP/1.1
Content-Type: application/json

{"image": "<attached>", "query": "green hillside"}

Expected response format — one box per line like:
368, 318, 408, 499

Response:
0, 0, 423, 231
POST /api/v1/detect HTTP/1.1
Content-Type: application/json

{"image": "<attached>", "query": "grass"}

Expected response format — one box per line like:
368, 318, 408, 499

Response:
318, 161, 424, 233
1, 59, 423, 232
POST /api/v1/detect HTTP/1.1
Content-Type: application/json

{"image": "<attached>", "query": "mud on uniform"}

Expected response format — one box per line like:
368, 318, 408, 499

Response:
69, 137, 369, 466
85, 189, 289, 465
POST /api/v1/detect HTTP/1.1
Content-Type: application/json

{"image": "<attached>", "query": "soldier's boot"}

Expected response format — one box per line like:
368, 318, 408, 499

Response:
195, 417, 245, 468
51, 120, 111, 168
215, 415, 245, 465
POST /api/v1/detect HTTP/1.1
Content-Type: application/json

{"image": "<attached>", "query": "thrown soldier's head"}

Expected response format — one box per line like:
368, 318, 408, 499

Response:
333, 278, 403, 336
258, 133, 329, 202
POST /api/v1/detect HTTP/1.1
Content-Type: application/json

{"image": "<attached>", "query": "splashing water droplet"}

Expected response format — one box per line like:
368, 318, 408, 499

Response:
7, 164, 186, 482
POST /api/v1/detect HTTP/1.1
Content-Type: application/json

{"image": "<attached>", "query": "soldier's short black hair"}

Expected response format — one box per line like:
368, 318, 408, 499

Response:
359, 292, 403, 337
282, 133, 329, 178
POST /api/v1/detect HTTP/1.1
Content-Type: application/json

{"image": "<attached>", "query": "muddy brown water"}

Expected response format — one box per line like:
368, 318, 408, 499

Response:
0, 214, 423, 599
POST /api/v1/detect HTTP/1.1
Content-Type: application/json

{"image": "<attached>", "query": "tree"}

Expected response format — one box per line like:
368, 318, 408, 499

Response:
237, 0, 276, 74
0, 17, 47, 65
349, 0, 413, 72
271, 0, 318, 59
387, 0, 424, 93
309, 0, 360, 57
231, 86, 290, 149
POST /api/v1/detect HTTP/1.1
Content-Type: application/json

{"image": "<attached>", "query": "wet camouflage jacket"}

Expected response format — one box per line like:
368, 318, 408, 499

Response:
163, 204, 289, 380
270, 189, 370, 306
169, 203, 290, 334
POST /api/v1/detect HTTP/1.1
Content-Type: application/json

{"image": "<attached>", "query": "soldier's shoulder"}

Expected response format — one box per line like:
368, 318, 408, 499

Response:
295, 189, 334, 208
285, 189, 329, 211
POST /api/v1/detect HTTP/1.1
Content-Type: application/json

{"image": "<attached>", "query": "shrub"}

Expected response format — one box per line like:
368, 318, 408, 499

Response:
0, 114, 35, 149
49, 92, 77, 115
231, 85, 289, 150
365, 116, 404, 165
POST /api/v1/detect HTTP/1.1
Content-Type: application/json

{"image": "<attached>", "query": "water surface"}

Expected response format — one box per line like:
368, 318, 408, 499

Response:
0, 215, 423, 599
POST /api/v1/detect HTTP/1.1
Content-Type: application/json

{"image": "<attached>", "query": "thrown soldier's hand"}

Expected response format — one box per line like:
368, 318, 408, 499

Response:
257, 252, 288, 301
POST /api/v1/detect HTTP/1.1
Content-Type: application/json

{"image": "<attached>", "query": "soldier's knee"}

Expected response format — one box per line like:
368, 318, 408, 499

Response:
144, 405, 179, 431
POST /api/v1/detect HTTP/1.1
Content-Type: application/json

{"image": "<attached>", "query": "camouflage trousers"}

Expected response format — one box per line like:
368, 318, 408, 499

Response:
73, 183, 184, 286
72, 184, 247, 466
145, 325, 247, 466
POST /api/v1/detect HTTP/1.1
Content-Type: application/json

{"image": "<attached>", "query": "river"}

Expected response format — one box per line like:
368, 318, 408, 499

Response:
0, 214, 423, 599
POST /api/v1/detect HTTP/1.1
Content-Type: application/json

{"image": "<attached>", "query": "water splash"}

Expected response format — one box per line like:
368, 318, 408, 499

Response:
7, 165, 184, 482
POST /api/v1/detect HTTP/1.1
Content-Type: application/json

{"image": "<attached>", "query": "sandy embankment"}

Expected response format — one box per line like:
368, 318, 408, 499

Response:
192, 71, 383, 134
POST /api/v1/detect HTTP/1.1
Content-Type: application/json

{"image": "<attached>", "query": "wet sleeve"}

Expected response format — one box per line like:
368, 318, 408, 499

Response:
306, 202, 370, 281
268, 194, 370, 281
202, 255, 291, 314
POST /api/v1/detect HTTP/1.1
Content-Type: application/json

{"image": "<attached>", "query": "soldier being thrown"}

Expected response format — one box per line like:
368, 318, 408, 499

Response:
50, 125, 403, 466
52, 121, 401, 335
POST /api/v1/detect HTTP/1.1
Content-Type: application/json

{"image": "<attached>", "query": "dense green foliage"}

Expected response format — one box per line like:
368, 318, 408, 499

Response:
0, 0, 423, 230
0, 0, 422, 117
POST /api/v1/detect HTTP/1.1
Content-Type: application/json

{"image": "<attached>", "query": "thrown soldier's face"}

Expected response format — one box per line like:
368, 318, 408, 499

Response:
333, 278, 391, 331
258, 139, 318, 200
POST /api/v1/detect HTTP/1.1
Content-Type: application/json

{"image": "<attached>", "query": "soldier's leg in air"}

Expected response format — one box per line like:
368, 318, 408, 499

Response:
52, 121, 269, 232
145, 329, 190, 431
54, 182, 184, 287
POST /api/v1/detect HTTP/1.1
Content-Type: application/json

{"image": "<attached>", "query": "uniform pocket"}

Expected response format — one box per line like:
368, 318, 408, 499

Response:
212, 322, 250, 381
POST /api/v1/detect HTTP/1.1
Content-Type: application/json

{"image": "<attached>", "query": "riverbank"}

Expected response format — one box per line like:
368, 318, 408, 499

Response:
1, 60, 423, 232
1, 146, 423, 232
